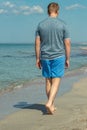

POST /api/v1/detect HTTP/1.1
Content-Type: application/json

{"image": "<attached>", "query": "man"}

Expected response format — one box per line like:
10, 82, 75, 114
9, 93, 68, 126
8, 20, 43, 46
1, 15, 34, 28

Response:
35, 2, 71, 114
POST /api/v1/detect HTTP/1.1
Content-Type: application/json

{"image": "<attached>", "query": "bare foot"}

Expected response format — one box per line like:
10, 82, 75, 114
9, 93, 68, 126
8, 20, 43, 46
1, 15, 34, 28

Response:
54, 107, 57, 111
52, 103, 57, 111
52, 104, 57, 111
47, 107, 56, 114
45, 104, 54, 115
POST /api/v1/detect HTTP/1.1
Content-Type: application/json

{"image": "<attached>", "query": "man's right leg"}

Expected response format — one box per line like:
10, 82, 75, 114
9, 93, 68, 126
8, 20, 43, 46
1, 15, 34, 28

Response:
46, 78, 56, 111
45, 78, 61, 114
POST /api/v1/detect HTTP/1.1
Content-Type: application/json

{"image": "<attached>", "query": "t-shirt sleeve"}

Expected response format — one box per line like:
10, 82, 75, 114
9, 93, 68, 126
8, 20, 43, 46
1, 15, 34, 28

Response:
35, 25, 40, 37
63, 24, 70, 40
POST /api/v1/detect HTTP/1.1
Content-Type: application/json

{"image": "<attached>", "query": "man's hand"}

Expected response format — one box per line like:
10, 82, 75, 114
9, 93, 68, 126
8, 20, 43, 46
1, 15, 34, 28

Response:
36, 59, 41, 69
35, 36, 41, 69
64, 38, 71, 69
65, 60, 70, 68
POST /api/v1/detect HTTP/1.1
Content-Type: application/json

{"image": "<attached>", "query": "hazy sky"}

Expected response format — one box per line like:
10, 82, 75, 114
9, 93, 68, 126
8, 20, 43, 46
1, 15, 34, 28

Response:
0, 0, 87, 43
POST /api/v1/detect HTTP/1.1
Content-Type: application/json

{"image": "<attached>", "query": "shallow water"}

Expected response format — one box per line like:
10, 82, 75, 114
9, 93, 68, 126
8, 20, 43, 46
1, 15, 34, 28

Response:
0, 43, 87, 91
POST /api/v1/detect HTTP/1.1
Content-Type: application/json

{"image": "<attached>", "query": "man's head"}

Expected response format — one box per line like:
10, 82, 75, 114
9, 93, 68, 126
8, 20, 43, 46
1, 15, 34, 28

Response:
48, 2, 59, 16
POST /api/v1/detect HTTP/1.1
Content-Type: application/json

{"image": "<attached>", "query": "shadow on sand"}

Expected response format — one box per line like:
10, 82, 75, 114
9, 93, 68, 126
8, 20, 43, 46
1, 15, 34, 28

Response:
13, 102, 47, 114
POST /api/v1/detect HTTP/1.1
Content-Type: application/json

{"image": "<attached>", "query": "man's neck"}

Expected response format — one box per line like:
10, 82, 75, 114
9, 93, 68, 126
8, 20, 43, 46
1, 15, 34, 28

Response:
49, 13, 58, 18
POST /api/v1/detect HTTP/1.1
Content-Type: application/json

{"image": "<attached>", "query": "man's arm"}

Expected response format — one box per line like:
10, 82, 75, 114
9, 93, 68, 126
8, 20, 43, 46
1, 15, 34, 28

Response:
64, 39, 71, 68
35, 36, 41, 69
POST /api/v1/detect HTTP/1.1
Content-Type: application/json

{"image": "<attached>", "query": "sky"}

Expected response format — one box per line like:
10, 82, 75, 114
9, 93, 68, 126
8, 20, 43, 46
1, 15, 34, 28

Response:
0, 0, 87, 43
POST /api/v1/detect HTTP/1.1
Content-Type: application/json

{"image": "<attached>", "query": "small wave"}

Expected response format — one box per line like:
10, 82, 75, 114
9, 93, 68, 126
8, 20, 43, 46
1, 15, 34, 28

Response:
0, 83, 23, 95
3, 55, 13, 58
1, 54, 35, 59
80, 47, 87, 50
84, 68, 87, 74
71, 52, 87, 57
21, 54, 35, 58
16, 54, 35, 58
17, 50, 34, 55
14, 84, 23, 89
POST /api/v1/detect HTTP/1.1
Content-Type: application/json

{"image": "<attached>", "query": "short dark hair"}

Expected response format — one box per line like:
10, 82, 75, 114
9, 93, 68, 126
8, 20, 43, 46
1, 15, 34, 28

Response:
48, 2, 59, 15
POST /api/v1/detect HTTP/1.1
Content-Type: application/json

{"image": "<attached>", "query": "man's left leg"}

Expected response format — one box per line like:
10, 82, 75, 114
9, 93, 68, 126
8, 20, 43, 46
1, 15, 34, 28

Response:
45, 78, 52, 99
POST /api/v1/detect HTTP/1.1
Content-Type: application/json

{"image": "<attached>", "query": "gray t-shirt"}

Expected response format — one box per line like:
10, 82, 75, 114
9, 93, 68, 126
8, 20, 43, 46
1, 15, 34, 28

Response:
36, 17, 70, 60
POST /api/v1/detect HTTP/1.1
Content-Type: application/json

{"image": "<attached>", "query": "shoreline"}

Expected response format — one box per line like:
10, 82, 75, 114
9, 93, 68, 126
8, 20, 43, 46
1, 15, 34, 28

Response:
0, 65, 87, 96
0, 72, 87, 129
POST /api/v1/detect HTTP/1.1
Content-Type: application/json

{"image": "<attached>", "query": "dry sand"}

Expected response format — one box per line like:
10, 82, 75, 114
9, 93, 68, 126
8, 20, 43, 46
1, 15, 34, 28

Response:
0, 78, 87, 130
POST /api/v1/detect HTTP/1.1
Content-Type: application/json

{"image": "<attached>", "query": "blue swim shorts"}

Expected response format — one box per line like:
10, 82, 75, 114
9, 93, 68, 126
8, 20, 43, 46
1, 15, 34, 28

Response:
41, 56, 65, 78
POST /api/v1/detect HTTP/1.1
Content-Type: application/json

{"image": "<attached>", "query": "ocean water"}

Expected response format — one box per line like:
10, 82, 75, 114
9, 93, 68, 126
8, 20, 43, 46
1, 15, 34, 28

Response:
0, 43, 87, 91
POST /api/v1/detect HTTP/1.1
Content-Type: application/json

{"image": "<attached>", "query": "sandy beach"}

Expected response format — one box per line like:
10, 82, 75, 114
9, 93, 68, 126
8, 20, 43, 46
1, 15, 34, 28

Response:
0, 68, 87, 130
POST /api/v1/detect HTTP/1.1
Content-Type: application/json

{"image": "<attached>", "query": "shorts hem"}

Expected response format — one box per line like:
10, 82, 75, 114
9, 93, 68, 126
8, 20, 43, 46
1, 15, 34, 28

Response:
42, 75, 64, 78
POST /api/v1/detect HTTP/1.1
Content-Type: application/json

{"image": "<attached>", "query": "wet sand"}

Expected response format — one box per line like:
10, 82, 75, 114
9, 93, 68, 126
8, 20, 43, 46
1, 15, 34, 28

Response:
0, 70, 87, 130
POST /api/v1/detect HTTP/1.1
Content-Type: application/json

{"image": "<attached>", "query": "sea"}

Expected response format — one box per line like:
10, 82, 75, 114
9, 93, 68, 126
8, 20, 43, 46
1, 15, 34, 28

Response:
0, 43, 87, 93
